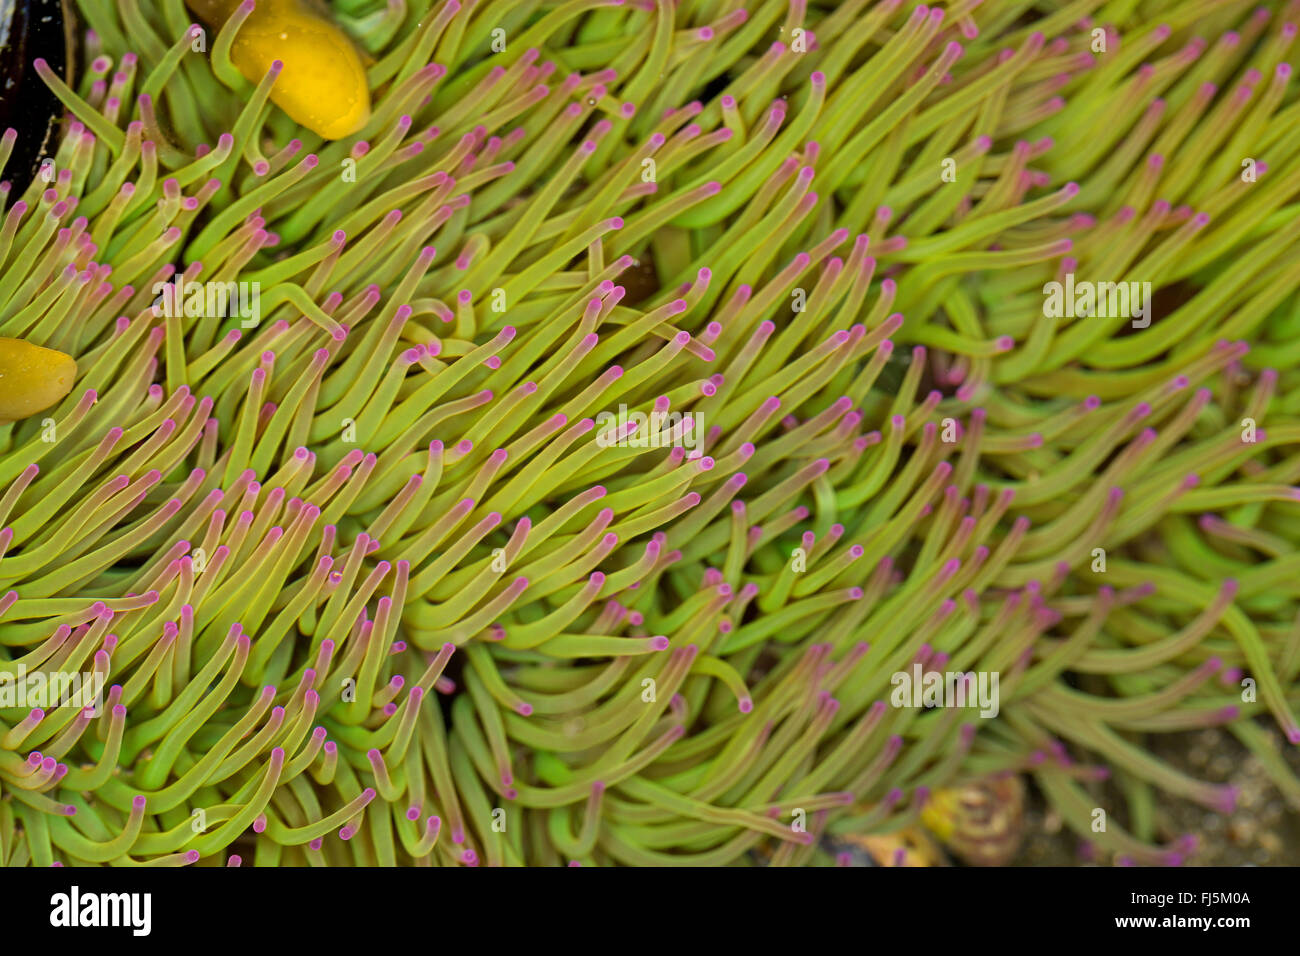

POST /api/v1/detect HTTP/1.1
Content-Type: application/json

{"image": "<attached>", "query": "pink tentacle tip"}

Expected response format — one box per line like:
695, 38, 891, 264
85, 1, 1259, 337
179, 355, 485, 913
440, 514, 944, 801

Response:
1215, 786, 1239, 814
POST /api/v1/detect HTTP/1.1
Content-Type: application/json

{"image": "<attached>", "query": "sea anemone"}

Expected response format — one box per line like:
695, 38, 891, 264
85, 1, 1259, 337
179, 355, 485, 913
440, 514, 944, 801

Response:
0, 0, 1298, 867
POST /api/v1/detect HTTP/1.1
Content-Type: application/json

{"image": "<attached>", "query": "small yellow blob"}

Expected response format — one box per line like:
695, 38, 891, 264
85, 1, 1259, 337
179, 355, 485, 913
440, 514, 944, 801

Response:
0, 338, 77, 425
919, 777, 1025, 866
188, 0, 371, 140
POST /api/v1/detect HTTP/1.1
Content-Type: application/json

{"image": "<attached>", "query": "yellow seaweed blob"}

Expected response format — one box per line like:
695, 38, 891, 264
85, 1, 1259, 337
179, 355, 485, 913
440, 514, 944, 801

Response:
0, 338, 77, 425
189, 0, 371, 140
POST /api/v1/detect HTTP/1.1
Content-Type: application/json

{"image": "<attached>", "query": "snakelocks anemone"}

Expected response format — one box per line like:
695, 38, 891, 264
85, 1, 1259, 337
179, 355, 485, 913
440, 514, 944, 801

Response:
0, 0, 1298, 867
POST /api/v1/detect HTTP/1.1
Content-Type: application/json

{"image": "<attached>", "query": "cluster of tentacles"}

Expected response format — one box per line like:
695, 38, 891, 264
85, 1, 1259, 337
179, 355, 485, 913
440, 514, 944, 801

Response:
1, 0, 1299, 867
